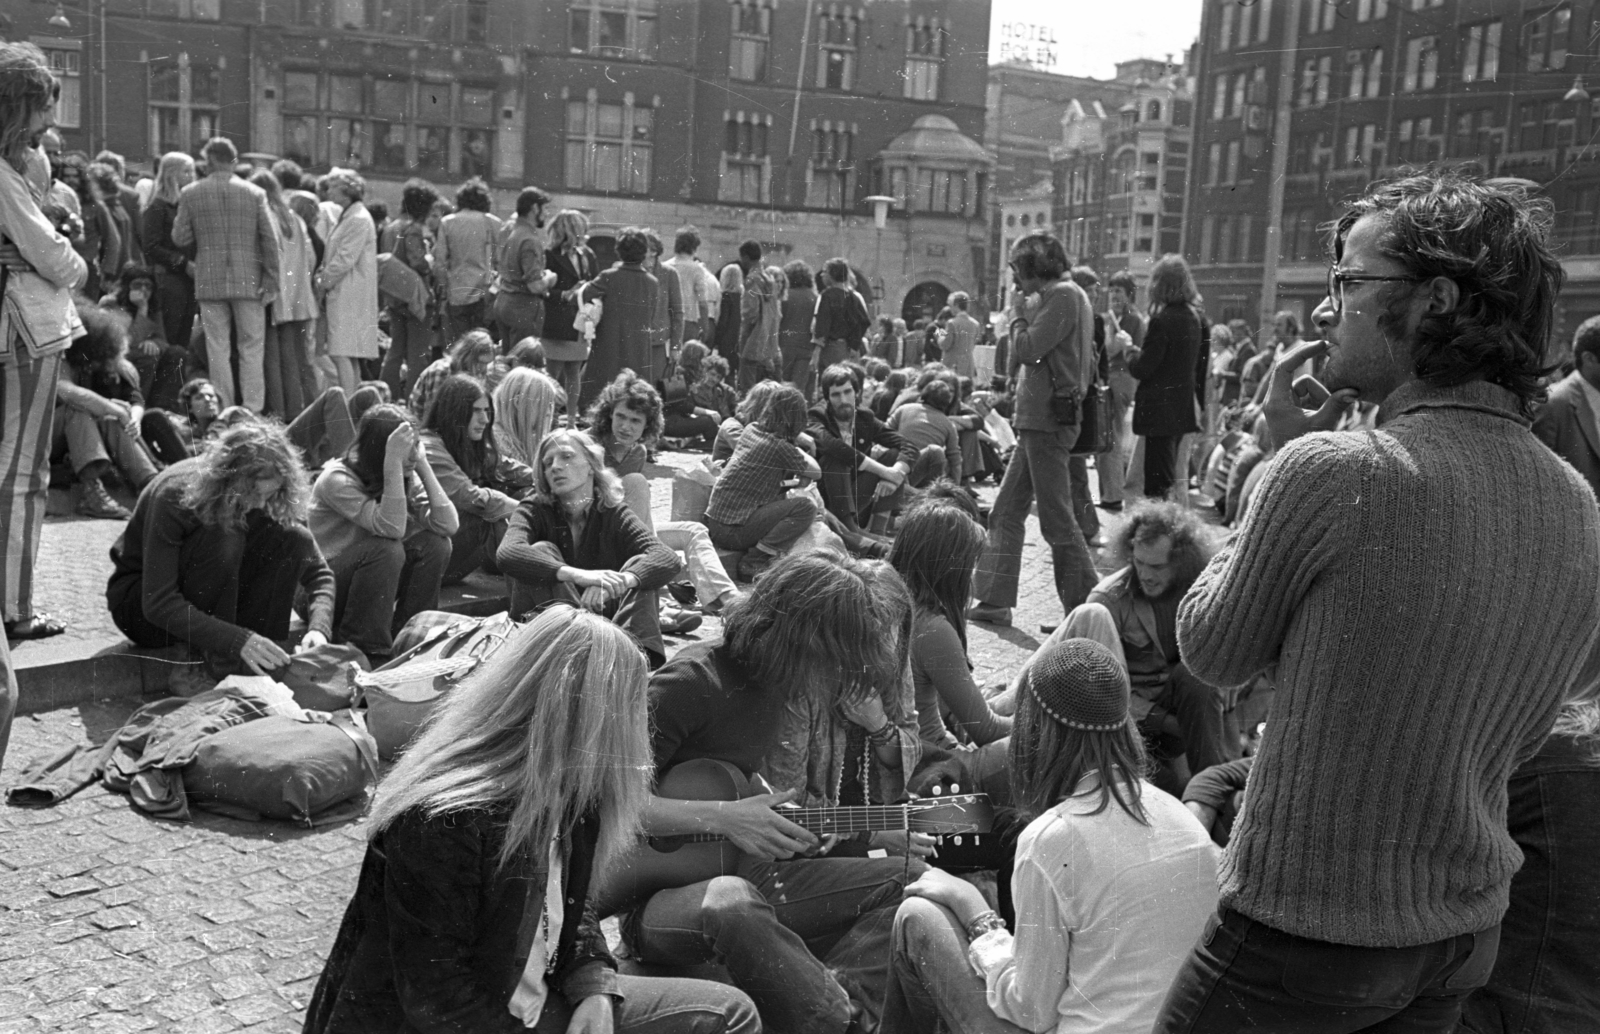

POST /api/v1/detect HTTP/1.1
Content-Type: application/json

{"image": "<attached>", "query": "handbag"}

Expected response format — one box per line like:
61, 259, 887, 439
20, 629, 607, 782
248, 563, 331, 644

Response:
1071, 382, 1114, 455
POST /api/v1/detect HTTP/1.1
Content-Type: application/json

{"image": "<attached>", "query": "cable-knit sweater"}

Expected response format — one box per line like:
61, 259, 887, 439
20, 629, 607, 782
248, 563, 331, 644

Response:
1178, 379, 1600, 948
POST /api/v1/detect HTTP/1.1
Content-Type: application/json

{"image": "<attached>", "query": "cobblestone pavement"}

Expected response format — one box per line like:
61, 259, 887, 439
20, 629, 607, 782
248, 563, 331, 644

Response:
1, 450, 1140, 1032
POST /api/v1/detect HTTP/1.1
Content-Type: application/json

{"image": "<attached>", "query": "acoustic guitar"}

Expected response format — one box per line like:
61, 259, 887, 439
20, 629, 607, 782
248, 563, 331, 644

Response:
593, 757, 994, 917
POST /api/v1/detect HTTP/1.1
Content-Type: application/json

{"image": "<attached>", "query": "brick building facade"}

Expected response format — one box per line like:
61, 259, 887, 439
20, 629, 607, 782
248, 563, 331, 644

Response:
10, 0, 995, 322
1188, 0, 1600, 339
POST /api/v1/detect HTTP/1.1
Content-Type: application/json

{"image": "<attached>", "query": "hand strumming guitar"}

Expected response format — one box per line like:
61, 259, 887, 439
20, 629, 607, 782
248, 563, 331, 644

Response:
710, 787, 819, 861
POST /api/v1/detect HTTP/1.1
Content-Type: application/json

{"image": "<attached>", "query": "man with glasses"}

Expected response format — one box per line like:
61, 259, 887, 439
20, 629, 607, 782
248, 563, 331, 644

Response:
969, 231, 1097, 625
1154, 172, 1600, 1031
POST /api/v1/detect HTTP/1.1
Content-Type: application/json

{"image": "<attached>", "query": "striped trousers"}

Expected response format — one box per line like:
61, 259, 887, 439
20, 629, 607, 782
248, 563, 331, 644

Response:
0, 351, 62, 623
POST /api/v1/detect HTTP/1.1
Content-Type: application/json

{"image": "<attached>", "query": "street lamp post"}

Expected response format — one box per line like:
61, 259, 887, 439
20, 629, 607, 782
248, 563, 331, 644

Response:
865, 194, 894, 316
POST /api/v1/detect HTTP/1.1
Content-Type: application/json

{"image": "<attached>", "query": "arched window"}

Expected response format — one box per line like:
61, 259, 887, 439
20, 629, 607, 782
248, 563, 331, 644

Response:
1148, 100, 1162, 121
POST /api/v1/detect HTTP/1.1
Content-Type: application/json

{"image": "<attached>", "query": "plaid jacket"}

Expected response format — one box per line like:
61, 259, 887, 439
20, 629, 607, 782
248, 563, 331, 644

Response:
171, 171, 280, 301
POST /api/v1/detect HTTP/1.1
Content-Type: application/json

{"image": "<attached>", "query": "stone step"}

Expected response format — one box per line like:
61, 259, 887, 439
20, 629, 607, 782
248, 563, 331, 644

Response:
12, 570, 510, 715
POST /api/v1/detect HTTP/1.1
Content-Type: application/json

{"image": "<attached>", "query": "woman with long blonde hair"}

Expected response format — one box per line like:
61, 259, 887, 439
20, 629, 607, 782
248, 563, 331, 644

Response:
250, 169, 318, 418
306, 606, 759, 1033
142, 151, 198, 347
492, 364, 562, 466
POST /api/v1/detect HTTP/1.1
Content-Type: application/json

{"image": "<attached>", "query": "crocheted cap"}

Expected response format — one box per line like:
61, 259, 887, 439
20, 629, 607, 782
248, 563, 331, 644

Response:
1026, 638, 1130, 732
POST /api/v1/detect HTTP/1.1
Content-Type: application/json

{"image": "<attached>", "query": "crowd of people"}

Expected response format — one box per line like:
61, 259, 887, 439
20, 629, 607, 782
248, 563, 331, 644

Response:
1, 40, 1597, 1034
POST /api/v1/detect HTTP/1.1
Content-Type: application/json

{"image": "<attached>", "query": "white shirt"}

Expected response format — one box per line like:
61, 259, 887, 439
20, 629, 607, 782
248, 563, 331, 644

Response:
971, 775, 1220, 1034
664, 254, 721, 325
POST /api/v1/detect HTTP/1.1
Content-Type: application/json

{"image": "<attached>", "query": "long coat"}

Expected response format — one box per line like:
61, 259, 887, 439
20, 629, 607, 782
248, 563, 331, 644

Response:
1532, 370, 1600, 502
322, 201, 378, 359
581, 263, 659, 397
1130, 302, 1202, 438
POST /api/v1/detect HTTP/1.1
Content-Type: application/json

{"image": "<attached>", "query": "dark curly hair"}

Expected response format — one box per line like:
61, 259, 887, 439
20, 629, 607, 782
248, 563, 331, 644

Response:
454, 176, 491, 213
588, 371, 663, 446
1331, 170, 1565, 411
616, 227, 649, 265
1113, 500, 1214, 598
66, 302, 127, 375
399, 178, 439, 221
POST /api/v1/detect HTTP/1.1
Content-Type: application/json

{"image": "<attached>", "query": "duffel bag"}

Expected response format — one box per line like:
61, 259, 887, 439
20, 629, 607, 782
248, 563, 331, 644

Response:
183, 712, 378, 826
356, 610, 518, 760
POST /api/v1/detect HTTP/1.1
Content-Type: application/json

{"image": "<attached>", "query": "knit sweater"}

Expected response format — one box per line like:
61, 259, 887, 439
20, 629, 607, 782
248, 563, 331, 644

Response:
1178, 379, 1600, 948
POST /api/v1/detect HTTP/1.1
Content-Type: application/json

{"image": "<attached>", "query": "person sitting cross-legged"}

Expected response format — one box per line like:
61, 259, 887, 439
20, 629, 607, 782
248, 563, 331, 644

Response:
998, 501, 1240, 793
881, 637, 1219, 1034
809, 363, 916, 538
54, 303, 160, 519
309, 405, 457, 660
496, 429, 680, 668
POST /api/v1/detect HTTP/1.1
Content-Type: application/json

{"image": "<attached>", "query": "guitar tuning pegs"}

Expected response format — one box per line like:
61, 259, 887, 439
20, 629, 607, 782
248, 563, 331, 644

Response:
953, 835, 964, 846
931, 784, 943, 796
950, 782, 961, 794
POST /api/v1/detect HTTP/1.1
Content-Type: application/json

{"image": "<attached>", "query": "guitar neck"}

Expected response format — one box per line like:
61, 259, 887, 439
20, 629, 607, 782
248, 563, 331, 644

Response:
676, 804, 917, 844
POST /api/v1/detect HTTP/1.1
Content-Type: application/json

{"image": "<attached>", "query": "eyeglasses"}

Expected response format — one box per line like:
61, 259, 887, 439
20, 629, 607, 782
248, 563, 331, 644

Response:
1326, 267, 1425, 315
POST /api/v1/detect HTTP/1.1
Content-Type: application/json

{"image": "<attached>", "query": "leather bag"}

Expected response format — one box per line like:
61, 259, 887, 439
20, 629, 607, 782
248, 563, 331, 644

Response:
1071, 381, 1115, 455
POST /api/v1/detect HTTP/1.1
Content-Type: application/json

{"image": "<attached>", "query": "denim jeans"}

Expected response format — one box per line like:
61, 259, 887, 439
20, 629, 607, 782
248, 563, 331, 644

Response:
1068, 453, 1098, 540
1154, 907, 1502, 1034
704, 496, 818, 554
1097, 391, 1135, 504
972, 426, 1098, 612
881, 898, 1028, 1034
630, 854, 923, 1034
443, 511, 506, 584
531, 973, 759, 1034
327, 531, 451, 656
198, 298, 266, 410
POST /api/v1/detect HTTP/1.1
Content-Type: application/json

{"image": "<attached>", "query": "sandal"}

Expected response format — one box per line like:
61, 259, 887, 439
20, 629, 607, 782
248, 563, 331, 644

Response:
6, 614, 67, 640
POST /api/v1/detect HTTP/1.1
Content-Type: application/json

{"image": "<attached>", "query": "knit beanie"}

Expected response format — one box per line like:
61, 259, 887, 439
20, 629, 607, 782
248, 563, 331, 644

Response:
1025, 637, 1130, 732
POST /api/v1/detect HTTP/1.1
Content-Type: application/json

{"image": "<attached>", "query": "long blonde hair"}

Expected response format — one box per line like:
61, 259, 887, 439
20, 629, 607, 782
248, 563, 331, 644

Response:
152, 152, 195, 207
180, 419, 310, 531
493, 366, 561, 467
368, 607, 652, 872
532, 429, 623, 511
547, 209, 589, 253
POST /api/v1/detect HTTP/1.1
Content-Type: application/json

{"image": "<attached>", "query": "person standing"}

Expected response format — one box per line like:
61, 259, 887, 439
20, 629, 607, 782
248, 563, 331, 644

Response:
778, 260, 818, 397
811, 257, 874, 380
250, 170, 317, 420
641, 229, 685, 386
1155, 171, 1600, 1032
0, 42, 89, 640
1128, 255, 1203, 502
377, 179, 438, 400
141, 152, 199, 351
1097, 270, 1143, 511
736, 241, 781, 391
1531, 314, 1600, 501
969, 231, 1097, 626
493, 186, 554, 351
432, 176, 500, 343
939, 292, 982, 380
578, 227, 658, 402
171, 136, 280, 411
542, 209, 598, 425
663, 225, 719, 342
315, 168, 377, 394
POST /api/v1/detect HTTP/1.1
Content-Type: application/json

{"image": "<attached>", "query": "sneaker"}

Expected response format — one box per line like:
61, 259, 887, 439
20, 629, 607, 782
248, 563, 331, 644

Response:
658, 605, 704, 636
77, 477, 131, 520
967, 602, 1013, 626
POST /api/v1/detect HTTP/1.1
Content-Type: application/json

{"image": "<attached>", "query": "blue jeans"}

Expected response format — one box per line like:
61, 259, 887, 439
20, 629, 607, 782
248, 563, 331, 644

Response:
631, 854, 924, 1034
881, 898, 1027, 1034
972, 425, 1098, 611
1154, 907, 1501, 1033
531, 973, 759, 1034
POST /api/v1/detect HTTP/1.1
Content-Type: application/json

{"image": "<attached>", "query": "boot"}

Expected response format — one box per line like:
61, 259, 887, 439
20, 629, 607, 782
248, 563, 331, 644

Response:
77, 475, 131, 520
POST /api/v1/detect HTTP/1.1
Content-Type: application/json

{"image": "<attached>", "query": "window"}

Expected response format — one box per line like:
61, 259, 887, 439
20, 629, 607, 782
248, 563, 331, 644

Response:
370, 78, 410, 170
1136, 213, 1155, 253
147, 0, 220, 18
1298, 55, 1332, 107
1138, 151, 1160, 191
1206, 142, 1222, 185
1199, 215, 1216, 264
1255, 0, 1273, 42
1462, 21, 1502, 82
1522, 6, 1571, 72
1303, 0, 1339, 33
1218, 215, 1236, 263
570, 0, 658, 61
1347, 47, 1383, 98
1219, 1, 1233, 51
1452, 108, 1503, 163
721, 113, 770, 204
149, 53, 220, 156
806, 122, 854, 209
729, 1, 771, 82
1212, 73, 1228, 121
1230, 74, 1247, 119
1402, 36, 1438, 92
1356, 0, 1388, 20
916, 169, 967, 214
35, 42, 80, 129
1235, 0, 1253, 48
817, 11, 859, 90
1518, 100, 1575, 151
904, 18, 944, 100
1225, 139, 1241, 183
1239, 215, 1255, 262
564, 94, 653, 194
